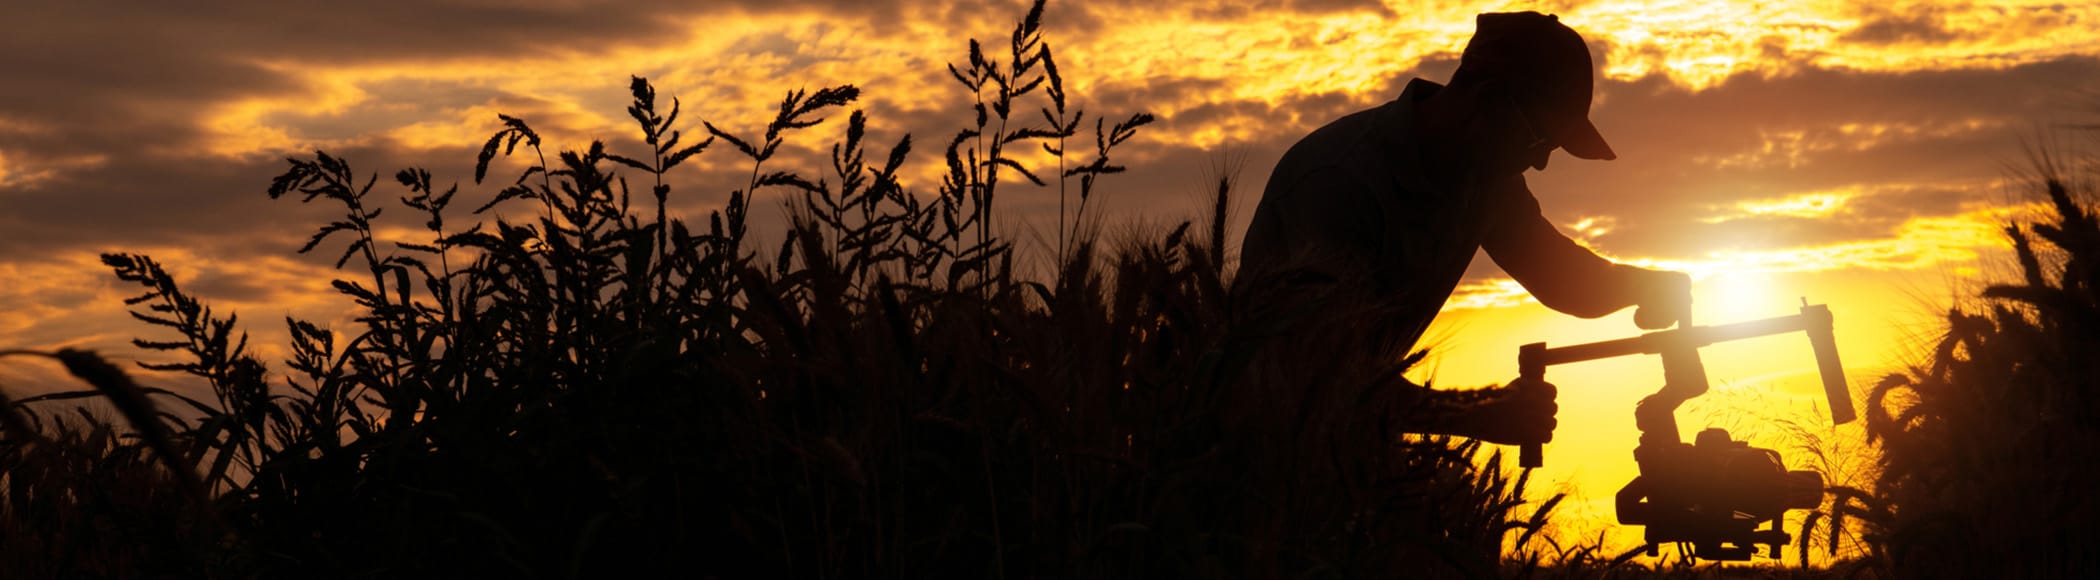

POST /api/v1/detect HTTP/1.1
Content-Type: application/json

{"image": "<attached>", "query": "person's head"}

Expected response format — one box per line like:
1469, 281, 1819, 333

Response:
1444, 12, 1613, 177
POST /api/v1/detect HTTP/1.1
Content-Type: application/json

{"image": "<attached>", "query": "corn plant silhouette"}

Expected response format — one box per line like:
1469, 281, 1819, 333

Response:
0, 1, 1564, 577
1802, 147, 2100, 577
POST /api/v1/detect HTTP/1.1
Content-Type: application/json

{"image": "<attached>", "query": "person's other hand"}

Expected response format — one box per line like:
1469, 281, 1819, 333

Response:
1449, 377, 1558, 446
1633, 269, 1692, 330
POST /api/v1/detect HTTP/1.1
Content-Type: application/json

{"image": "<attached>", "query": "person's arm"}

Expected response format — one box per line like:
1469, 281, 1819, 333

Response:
1406, 378, 1558, 445
1480, 177, 1689, 327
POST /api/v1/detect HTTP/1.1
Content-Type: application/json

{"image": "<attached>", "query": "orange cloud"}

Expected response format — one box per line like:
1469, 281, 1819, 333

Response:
1689, 119, 2008, 171
1702, 188, 1859, 222
0, 149, 108, 191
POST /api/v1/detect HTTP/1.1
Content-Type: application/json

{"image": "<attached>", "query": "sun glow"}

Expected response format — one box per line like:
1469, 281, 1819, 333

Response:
1697, 270, 1780, 323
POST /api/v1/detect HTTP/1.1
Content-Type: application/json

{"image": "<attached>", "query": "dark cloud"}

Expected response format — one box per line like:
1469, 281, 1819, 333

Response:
0, 2, 694, 140
1525, 56, 2100, 264
0, 0, 974, 168
7, 2, 698, 66
261, 79, 511, 142
0, 153, 306, 255
1842, 8, 1964, 45
1135, 0, 1391, 21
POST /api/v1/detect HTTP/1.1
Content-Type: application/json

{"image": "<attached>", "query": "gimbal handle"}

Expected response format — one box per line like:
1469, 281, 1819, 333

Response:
1516, 303, 1854, 468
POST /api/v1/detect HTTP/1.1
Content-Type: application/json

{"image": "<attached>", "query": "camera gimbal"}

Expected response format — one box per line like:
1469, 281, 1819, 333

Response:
1513, 302, 1856, 560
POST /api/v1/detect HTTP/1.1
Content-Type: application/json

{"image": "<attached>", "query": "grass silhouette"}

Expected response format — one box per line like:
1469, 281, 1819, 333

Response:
0, 2, 1558, 577
1809, 151, 2100, 577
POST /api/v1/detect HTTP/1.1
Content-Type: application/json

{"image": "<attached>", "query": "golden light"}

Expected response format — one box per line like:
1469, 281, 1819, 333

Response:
1697, 270, 1781, 323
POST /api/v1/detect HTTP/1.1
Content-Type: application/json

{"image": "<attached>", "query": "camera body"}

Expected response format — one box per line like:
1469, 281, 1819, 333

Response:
1616, 427, 1823, 560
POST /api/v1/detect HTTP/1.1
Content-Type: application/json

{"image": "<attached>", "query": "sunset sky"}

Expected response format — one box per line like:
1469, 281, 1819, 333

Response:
5, 0, 2098, 559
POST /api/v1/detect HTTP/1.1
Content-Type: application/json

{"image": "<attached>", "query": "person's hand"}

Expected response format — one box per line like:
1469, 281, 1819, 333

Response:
1632, 269, 1692, 330
1447, 377, 1558, 446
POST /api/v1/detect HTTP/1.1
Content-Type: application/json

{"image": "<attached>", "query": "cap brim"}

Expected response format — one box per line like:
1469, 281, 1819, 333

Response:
1555, 118, 1615, 160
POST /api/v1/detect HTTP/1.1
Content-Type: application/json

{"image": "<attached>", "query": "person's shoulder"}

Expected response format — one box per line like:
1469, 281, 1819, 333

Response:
1296, 103, 1397, 149
1273, 102, 1406, 176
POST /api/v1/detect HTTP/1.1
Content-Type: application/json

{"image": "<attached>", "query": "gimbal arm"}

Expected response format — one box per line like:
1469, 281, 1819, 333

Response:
1515, 303, 1854, 467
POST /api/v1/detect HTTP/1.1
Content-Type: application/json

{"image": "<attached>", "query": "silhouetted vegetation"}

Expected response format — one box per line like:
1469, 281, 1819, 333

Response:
1810, 153, 2100, 577
0, 2, 1566, 577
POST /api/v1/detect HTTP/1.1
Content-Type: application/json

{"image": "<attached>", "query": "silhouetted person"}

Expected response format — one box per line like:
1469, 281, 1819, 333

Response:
1238, 12, 1691, 447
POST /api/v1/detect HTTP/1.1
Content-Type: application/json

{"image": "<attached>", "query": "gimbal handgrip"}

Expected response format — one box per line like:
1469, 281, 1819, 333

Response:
1802, 306, 1858, 424
1518, 343, 1546, 467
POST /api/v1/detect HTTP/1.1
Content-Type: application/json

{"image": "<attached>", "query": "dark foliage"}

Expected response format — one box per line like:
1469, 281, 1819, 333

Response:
1820, 163, 2100, 577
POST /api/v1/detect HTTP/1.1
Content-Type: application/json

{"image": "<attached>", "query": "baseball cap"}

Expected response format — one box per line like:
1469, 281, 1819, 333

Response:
1459, 12, 1616, 161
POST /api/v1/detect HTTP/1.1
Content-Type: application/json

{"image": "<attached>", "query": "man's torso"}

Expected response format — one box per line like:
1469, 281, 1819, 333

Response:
1239, 79, 1524, 352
